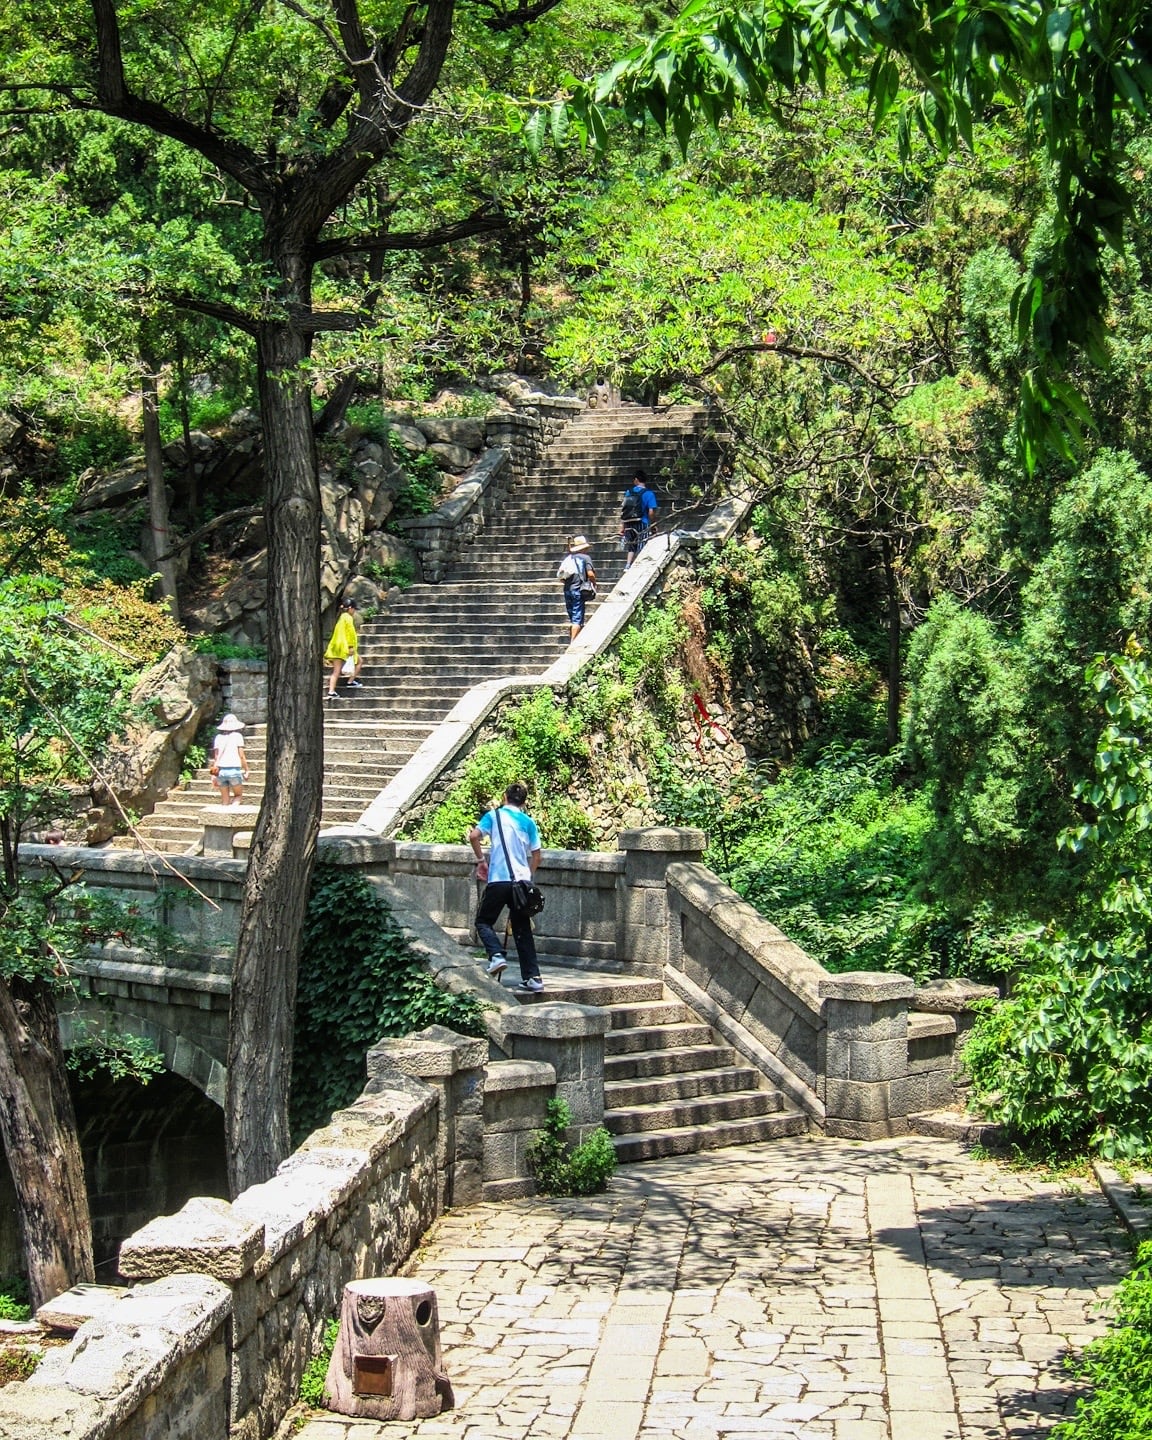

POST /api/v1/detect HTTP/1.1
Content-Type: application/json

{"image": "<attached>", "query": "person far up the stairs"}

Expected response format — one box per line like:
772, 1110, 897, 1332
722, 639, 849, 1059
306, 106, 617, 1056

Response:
325, 597, 363, 702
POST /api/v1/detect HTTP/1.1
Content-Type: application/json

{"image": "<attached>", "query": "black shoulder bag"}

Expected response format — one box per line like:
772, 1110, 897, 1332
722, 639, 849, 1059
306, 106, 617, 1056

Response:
493, 808, 545, 916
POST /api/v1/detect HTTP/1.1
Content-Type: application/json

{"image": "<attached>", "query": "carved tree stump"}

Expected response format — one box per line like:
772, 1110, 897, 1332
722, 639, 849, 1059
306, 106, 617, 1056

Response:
323, 1278, 453, 1421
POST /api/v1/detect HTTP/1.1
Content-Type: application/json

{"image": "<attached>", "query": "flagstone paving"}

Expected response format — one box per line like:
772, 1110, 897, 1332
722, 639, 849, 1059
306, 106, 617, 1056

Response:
293, 1135, 1129, 1440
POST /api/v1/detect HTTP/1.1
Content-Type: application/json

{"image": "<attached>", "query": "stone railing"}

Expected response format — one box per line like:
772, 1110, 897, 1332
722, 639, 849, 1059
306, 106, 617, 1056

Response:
659, 859, 993, 1138
0, 1066, 446, 1440
352, 494, 752, 838
398, 398, 584, 583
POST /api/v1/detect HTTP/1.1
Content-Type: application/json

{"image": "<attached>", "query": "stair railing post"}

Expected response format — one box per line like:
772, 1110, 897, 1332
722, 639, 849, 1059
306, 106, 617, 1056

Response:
818, 972, 916, 1139
615, 827, 706, 972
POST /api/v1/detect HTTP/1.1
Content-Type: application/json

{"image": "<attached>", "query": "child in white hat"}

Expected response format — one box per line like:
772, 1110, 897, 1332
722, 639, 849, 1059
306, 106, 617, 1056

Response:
211, 714, 249, 806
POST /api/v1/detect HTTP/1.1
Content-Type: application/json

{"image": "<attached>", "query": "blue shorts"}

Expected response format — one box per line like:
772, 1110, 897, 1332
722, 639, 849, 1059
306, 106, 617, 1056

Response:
217, 768, 243, 786
564, 589, 585, 626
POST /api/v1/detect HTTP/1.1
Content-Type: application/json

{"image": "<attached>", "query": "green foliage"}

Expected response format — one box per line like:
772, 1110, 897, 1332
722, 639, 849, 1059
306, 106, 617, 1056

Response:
66, 1017, 164, 1085
179, 743, 206, 785
298, 1319, 340, 1408
661, 743, 1004, 981
965, 649, 1152, 1157
0, 1278, 30, 1323
526, 1099, 617, 1197
1056, 1242, 1152, 1440
565, 0, 1152, 464
360, 557, 415, 592
416, 691, 594, 849
290, 868, 488, 1141
389, 453, 444, 522
188, 634, 267, 661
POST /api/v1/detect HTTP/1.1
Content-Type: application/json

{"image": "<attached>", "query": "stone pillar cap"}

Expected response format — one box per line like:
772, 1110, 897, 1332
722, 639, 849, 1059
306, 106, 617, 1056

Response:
498, 1001, 610, 1039
617, 827, 706, 853
913, 977, 999, 1013
819, 971, 916, 1003
198, 805, 259, 824
367, 1026, 487, 1079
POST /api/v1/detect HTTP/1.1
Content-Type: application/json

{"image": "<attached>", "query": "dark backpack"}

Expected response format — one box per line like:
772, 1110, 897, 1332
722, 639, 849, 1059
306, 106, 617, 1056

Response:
620, 488, 644, 522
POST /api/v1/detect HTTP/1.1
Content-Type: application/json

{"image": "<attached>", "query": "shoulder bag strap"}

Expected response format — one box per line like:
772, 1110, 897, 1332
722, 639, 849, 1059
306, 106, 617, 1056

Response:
493, 807, 516, 879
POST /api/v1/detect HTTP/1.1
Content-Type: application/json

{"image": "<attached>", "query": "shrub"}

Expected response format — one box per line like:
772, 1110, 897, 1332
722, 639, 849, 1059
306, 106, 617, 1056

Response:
1055, 1242, 1152, 1440
298, 1318, 340, 1407
526, 1098, 617, 1196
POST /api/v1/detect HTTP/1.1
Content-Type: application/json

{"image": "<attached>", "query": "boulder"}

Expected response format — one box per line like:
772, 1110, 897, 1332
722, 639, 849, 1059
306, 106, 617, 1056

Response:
341, 574, 383, 612
388, 423, 427, 454
88, 646, 219, 842
360, 532, 416, 574
416, 416, 485, 450
76, 465, 147, 512
426, 442, 474, 473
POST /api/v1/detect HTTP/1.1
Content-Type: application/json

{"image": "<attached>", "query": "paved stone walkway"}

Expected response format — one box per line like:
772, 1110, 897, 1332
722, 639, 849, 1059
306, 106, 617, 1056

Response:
295, 1136, 1129, 1440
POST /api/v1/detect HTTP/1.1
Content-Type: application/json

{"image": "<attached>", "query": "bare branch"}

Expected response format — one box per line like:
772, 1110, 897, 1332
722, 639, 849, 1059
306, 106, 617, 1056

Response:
157, 506, 262, 562
313, 205, 507, 260
89, 0, 270, 198
169, 294, 259, 335
693, 339, 898, 396
473, 0, 566, 32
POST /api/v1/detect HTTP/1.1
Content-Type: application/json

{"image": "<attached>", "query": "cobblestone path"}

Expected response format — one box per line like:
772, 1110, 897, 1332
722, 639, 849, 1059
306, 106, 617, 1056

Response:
294, 1136, 1129, 1440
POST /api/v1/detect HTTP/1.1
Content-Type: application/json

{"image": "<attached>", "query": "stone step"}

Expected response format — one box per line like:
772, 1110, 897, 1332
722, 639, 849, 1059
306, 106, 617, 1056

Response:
604, 999, 695, 1030
533, 973, 664, 1007
604, 1044, 741, 1081
611, 1111, 808, 1164
605, 1088, 783, 1137
604, 1065, 765, 1109
604, 1022, 714, 1055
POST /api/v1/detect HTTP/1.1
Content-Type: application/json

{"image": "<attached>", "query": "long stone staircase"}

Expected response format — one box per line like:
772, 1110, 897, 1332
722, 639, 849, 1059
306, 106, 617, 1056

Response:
524, 968, 807, 1161
125, 405, 721, 852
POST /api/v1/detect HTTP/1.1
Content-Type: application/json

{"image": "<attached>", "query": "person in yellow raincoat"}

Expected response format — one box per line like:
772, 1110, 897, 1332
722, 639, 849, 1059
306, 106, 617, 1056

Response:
325, 598, 362, 702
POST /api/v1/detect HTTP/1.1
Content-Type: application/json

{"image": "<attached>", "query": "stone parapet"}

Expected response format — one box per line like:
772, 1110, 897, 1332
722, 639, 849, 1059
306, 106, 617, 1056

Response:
218, 658, 267, 726
55, 1080, 442, 1440
493, 1003, 608, 1144
0, 1275, 230, 1440
367, 1026, 487, 1209
483, 1058, 556, 1200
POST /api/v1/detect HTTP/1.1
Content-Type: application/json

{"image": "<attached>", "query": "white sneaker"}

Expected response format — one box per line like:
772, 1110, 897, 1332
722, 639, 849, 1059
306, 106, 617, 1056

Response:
486, 955, 507, 977
515, 977, 544, 994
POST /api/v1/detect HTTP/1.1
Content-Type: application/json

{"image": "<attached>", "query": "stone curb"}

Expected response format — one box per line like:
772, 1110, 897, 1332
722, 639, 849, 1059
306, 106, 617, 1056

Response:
906, 1109, 1007, 1145
1093, 1160, 1152, 1242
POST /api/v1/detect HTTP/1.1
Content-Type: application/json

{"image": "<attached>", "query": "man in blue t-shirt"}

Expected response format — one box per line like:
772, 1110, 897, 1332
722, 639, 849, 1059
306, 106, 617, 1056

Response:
620, 468, 659, 569
468, 783, 544, 992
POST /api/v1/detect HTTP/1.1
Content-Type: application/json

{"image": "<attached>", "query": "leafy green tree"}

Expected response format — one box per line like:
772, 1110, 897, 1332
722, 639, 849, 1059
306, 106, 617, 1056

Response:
565, 0, 1152, 464
0, 567, 166, 1305
965, 646, 1152, 1157
3, 0, 591, 1192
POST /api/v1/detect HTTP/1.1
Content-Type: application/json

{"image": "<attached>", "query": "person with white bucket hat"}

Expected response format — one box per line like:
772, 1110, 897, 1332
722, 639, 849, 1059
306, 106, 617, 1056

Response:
556, 534, 596, 642
210, 713, 249, 806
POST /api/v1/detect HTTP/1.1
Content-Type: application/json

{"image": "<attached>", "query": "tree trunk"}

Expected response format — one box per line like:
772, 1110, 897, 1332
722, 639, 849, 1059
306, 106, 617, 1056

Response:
0, 976, 95, 1308
175, 336, 199, 523
141, 350, 180, 619
226, 299, 324, 1194
882, 536, 901, 752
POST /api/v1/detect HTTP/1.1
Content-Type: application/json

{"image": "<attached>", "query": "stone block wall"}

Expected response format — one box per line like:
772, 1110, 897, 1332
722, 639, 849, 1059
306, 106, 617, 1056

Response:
218, 659, 268, 727
483, 1059, 556, 1200
1, 1275, 231, 1440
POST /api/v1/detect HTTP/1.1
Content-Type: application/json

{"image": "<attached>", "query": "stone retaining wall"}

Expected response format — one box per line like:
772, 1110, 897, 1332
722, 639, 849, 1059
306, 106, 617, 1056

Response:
399, 399, 583, 583
0, 1072, 444, 1440
218, 658, 268, 727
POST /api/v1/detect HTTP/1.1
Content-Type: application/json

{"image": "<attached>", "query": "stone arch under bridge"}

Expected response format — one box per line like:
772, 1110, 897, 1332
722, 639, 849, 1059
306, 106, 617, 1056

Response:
62, 978, 229, 1108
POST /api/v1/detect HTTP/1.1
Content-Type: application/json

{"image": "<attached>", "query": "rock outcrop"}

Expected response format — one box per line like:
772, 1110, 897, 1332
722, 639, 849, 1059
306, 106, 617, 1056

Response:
87, 646, 219, 843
